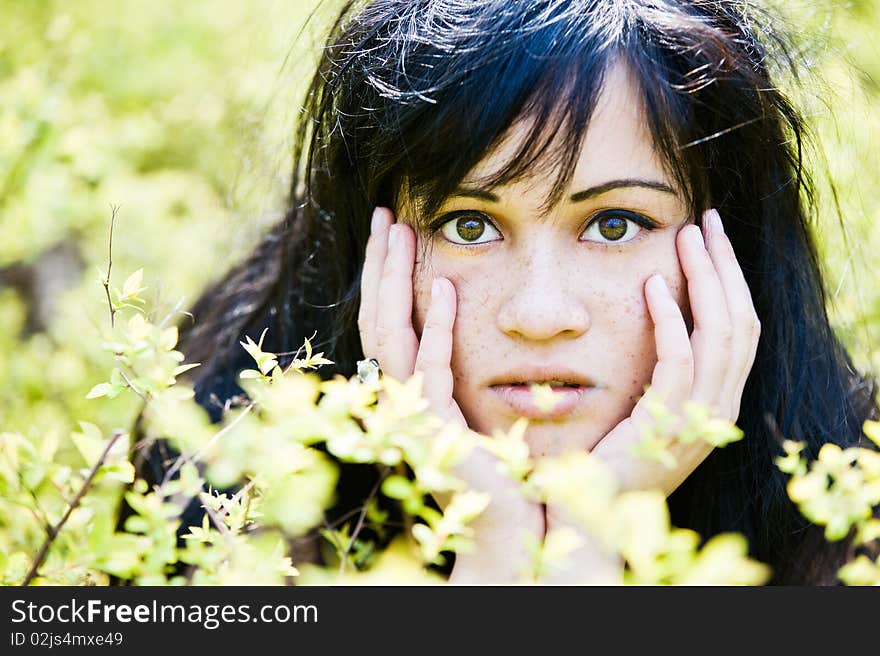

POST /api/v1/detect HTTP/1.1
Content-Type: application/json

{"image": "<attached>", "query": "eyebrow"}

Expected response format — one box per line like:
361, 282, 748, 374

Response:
569, 178, 677, 202
450, 178, 677, 203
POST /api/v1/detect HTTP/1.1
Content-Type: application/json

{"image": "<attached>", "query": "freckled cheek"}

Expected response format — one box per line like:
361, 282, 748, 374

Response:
412, 274, 431, 337
411, 255, 489, 339
411, 248, 444, 335
641, 237, 691, 327
604, 286, 654, 396
411, 257, 497, 387
604, 250, 688, 403
661, 261, 691, 330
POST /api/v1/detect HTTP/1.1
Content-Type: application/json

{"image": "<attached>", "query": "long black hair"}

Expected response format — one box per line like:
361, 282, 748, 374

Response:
172, 0, 878, 584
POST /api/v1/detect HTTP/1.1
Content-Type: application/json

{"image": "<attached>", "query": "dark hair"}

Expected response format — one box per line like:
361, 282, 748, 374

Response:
170, 0, 878, 584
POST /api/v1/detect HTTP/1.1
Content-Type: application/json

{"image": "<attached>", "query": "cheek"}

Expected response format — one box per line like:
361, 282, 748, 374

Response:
411, 245, 438, 335
411, 249, 502, 400
607, 241, 689, 400
412, 249, 495, 338
661, 256, 691, 331
411, 246, 474, 338
412, 276, 431, 337
630, 231, 691, 329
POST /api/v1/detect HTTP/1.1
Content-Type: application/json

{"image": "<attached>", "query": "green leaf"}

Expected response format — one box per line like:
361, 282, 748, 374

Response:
160, 326, 179, 351
171, 362, 200, 377
121, 268, 146, 298
239, 369, 263, 380
86, 382, 113, 399
71, 421, 105, 466
98, 461, 135, 484
382, 475, 414, 500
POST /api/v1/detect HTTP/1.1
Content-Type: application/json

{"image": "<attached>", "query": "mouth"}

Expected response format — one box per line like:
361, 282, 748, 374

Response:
500, 380, 584, 389
486, 366, 596, 419
488, 380, 595, 419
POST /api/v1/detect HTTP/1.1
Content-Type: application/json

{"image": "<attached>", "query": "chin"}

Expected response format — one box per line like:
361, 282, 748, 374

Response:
519, 420, 605, 458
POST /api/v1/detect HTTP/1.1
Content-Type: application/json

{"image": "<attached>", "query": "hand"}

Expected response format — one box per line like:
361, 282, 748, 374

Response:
542, 208, 760, 583
358, 207, 544, 583
590, 208, 760, 495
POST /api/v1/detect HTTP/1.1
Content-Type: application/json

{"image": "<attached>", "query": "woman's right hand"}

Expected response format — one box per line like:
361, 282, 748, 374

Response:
358, 206, 544, 583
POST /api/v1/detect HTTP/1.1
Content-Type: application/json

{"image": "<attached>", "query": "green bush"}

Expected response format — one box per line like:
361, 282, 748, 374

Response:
1, 0, 879, 586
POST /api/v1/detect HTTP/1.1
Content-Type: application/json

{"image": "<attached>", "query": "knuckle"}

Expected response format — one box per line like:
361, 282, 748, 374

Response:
362, 248, 380, 275
374, 322, 396, 347
718, 327, 734, 349
750, 315, 762, 339
357, 313, 371, 334
422, 316, 445, 335
671, 350, 694, 371
415, 354, 442, 375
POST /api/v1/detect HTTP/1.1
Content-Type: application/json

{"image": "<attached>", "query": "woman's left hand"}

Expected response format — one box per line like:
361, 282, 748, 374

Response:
590, 207, 761, 496
540, 208, 761, 582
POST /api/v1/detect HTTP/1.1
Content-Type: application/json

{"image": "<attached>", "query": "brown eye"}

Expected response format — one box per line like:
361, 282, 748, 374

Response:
456, 216, 485, 241
438, 211, 502, 245
597, 216, 628, 241
580, 210, 647, 244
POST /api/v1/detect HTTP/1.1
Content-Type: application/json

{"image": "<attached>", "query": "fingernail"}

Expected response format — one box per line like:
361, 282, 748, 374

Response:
702, 208, 724, 241
370, 207, 383, 235
709, 208, 724, 236
650, 273, 669, 295
388, 224, 401, 251
687, 223, 705, 248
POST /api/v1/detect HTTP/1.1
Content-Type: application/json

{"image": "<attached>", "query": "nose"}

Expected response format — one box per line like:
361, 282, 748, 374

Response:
496, 248, 591, 341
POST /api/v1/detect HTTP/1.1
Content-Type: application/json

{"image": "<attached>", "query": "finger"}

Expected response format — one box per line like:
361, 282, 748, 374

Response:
729, 324, 760, 420
358, 207, 394, 357
414, 277, 459, 422
592, 274, 708, 497
374, 222, 420, 381
629, 273, 694, 428
702, 209, 761, 420
678, 222, 732, 412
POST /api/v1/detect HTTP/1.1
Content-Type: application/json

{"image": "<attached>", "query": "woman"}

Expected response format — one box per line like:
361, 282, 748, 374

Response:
155, 0, 878, 584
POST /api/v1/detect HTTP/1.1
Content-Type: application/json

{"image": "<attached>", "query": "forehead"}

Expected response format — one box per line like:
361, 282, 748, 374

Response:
463, 59, 675, 197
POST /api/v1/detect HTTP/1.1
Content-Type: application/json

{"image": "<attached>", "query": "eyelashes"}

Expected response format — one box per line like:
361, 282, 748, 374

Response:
579, 209, 657, 244
426, 208, 660, 247
431, 210, 502, 246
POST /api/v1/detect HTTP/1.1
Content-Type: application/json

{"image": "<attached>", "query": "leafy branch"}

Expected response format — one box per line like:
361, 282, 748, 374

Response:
22, 430, 126, 586
100, 204, 120, 329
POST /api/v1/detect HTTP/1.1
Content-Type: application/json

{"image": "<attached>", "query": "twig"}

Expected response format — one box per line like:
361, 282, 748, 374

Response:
24, 485, 55, 540
21, 430, 125, 586
339, 467, 387, 576
241, 485, 254, 534
102, 205, 120, 329
216, 479, 257, 522
275, 330, 319, 359
160, 402, 255, 488
201, 498, 234, 545
155, 296, 189, 330
8, 495, 54, 539
115, 361, 149, 404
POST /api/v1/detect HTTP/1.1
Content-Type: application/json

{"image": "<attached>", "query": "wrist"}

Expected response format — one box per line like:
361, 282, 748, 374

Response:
540, 506, 623, 585
448, 497, 543, 585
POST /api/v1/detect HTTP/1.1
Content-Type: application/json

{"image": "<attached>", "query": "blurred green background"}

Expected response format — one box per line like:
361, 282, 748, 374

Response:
1, 0, 878, 445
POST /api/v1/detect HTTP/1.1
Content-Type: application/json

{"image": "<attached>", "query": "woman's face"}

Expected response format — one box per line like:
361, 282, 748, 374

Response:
408, 61, 693, 456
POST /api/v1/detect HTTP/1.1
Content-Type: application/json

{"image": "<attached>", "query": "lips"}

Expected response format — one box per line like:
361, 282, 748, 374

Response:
504, 380, 583, 388
487, 365, 596, 419
489, 384, 591, 419
487, 365, 594, 389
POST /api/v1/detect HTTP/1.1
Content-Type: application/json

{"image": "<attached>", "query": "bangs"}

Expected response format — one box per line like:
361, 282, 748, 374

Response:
307, 0, 785, 230
360, 0, 625, 221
